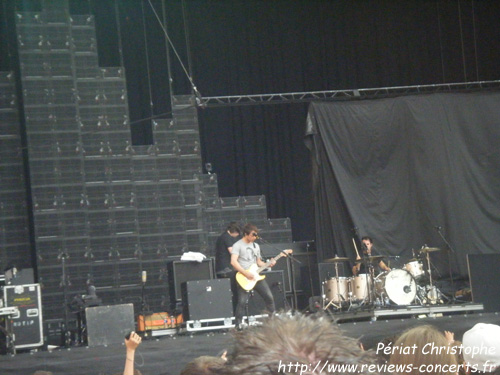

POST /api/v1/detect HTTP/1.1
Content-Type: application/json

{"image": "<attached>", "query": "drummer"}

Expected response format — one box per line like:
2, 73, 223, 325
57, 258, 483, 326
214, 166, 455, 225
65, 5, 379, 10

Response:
352, 236, 391, 275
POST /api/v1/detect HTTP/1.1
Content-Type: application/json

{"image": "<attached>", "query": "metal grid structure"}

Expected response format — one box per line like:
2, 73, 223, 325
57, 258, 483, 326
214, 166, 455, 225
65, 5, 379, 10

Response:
0, 72, 32, 271
10, 1, 293, 323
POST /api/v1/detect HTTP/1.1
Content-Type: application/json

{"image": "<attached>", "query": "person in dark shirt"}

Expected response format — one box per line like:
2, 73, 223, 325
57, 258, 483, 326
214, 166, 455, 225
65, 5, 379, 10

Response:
215, 222, 241, 277
352, 236, 390, 275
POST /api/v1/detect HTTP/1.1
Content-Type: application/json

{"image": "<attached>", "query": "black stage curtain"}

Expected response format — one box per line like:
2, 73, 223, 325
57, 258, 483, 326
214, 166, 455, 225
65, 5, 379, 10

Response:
4, 1, 500, 244
305, 92, 500, 277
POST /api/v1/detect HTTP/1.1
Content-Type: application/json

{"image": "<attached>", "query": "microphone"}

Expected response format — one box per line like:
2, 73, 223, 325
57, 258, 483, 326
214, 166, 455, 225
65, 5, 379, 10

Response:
434, 226, 442, 231
142, 270, 147, 283
403, 285, 411, 294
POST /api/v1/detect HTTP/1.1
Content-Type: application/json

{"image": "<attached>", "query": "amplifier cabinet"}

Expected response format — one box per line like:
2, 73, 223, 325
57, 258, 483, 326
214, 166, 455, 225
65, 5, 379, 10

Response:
247, 270, 287, 316
85, 304, 135, 347
169, 258, 215, 302
3, 283, 43, 349
182, 279, 233, 321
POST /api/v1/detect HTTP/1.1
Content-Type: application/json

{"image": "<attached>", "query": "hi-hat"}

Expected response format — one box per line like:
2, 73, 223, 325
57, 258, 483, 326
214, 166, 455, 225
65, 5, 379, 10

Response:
420, 247, 441, 253
324, 256, 350, 263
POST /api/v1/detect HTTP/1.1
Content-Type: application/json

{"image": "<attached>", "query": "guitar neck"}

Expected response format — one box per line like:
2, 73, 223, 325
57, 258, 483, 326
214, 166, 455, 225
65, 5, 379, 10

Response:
255, 252, 286, 274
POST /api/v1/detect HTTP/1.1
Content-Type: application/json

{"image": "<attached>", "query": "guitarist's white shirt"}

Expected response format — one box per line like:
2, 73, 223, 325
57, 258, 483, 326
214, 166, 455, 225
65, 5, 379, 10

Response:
231, 238, 261, 270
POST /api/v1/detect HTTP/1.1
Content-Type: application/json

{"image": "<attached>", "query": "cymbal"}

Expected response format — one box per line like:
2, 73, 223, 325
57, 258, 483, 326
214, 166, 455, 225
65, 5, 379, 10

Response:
324, 256, 350, 263
420, 247, 441, 253
355, 255, 384, 263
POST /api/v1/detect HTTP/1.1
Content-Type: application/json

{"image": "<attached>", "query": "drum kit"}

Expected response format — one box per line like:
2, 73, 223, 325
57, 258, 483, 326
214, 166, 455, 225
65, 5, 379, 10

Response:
322, 246, 446, 310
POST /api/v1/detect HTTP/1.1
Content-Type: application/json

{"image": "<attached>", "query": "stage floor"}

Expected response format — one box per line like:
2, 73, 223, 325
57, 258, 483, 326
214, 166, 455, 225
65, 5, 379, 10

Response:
1, 311, 499, 375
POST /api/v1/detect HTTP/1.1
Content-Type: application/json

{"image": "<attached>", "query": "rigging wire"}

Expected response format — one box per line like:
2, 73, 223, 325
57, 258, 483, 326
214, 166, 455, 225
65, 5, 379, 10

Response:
181, 0, 194, 79
436, 2, 446, 83
471, 0, 479, 81
457, 0, 468, 82
162, 0, 175, 109
2, 0, 13, 70
140, 0, 155, 114
113, 0, 126, 74
146, 0, 202, 100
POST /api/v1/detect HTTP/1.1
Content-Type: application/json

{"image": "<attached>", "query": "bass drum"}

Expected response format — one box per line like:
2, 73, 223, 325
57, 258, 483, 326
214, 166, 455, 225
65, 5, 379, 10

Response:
377, 269, 416, 305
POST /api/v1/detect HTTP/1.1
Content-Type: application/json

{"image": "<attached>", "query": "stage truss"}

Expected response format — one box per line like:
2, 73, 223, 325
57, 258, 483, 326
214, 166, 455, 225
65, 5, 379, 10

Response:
199, 80, 500, 107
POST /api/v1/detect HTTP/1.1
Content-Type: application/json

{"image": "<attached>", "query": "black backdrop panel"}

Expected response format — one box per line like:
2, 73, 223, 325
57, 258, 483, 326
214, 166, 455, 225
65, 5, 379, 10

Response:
259, 241, 315, 293
306, 92, 500, 277
291, 252, 318, 295
467, 254, 500, 313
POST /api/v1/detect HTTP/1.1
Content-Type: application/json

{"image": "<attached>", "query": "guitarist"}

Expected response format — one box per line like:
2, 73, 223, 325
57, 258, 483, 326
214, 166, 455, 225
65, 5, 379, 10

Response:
230, 223, 276, 329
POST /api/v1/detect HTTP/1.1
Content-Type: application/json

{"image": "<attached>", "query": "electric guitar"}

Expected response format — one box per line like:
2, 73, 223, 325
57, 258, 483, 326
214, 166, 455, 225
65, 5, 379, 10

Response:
236, 249, 293, 291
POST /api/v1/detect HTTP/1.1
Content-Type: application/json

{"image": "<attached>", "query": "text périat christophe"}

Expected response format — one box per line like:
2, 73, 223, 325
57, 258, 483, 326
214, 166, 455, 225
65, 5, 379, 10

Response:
376, 341, 495, 358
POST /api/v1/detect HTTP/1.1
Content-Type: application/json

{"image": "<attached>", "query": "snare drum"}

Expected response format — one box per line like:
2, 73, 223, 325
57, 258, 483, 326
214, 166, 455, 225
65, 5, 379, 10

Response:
324, 277, 350, 303
405, 260, 424, 279
352, 274, 371, 301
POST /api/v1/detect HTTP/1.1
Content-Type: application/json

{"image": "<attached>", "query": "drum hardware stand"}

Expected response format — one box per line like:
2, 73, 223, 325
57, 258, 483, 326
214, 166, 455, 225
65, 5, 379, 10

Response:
58, 251, 73, 347
415, 285, 426, 305
323, 259, 343, 311
435, 226, 457, 303
421, 246, 446, 305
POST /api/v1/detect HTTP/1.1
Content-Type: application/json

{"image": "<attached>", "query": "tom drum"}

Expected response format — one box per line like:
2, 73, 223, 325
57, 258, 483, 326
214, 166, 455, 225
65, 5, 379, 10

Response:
353, 274, 371, 301
324, 277, 350, 303
405, 260, 424, 280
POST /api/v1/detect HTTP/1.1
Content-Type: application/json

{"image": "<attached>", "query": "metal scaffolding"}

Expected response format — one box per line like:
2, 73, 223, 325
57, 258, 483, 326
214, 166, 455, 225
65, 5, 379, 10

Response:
199, 80, 500, 108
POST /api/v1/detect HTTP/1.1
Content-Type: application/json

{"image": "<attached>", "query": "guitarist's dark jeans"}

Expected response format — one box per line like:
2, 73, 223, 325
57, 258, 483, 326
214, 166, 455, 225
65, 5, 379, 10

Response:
235, 279, 275, 326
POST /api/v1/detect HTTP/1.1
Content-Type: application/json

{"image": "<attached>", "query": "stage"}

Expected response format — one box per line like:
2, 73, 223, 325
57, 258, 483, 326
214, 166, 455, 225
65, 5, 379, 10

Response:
330, 302, 484, 322
1, 309, 499, 375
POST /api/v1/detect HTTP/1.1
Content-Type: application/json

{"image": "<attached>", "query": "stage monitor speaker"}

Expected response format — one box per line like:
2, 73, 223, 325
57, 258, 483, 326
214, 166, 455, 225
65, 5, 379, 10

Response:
169, 258, 215, 301
86, 304, 134, 347
467, 254, 500, 313
247, 270, 286, 316
3, 283, 43, 349
181, 279, 233, 321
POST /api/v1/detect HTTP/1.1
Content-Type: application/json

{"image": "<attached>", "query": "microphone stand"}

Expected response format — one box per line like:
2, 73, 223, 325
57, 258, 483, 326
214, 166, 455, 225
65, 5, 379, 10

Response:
58, 252, 72, 347
435, 227, 457, 303
256, 236, 301, 310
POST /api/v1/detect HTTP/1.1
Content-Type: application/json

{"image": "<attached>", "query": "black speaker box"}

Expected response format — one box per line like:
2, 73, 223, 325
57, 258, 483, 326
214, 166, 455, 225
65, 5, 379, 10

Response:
467, 254, 500, 313
292, 252, 319, 295
181, 279, 233, 321
85, 304, 135, 347
3, 283, 43, 349
259, 241, 315, 293
247, 270, 286, 316
169, 258, 215, 302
